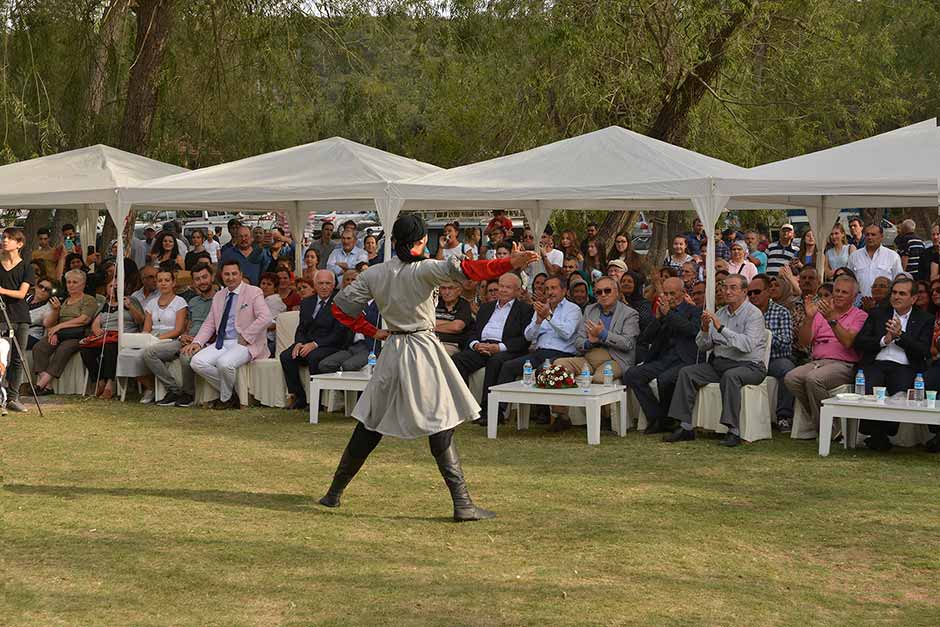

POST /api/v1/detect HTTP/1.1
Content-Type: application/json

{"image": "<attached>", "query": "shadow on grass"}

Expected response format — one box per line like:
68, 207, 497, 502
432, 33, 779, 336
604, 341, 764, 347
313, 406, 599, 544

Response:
3, 483, 311, 512
3, 483, 459, 523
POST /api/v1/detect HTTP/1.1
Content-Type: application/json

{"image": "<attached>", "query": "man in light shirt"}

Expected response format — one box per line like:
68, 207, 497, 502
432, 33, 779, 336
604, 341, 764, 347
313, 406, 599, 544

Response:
495, 275, 581, 387
847, 223, 903, 296
526, 226, 563, 286
664, 274, 768, 447
852, 276, 932, 451
327, 230, 367, 280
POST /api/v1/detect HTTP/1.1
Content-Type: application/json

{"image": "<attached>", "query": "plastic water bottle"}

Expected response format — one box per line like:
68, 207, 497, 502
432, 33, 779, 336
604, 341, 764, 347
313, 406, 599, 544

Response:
542, 358, 551, 371
366, 351, 377, 377
578, 365, 591, 392
855, 369, 866, 396
603, 362, 614, 386
914, 373, 925, 402
522, 360, 534, 386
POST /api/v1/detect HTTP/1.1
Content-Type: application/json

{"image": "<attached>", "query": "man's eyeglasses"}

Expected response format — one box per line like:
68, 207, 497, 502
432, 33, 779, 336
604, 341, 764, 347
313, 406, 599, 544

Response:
747, 289, 763, 296
595, 288, 615, 295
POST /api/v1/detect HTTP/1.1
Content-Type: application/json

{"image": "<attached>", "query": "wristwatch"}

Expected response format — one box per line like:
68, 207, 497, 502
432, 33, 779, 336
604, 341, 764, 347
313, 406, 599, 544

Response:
827, 319, 838, 328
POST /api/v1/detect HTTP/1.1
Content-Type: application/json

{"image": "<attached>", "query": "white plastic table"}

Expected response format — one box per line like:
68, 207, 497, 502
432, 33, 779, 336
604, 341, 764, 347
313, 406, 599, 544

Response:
819, 397, 940, 456
308, 371, 371, 424
486, 381, 627, 445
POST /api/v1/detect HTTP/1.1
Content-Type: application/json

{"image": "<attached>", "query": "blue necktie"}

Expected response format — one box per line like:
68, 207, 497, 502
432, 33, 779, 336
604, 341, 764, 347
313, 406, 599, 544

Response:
215, 291, 235, 349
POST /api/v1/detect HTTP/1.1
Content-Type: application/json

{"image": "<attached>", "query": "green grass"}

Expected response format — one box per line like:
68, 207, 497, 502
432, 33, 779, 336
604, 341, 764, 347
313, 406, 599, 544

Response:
2, 398, 940, 626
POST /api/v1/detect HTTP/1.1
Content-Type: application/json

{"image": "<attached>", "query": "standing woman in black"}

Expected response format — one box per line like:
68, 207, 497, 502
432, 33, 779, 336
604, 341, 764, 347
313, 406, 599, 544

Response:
0, 227, 35, 412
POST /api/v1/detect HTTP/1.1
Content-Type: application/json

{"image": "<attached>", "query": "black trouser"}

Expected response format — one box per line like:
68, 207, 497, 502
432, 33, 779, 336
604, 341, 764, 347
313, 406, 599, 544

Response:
4, 322, 28, 401
451, 347, 524, 415
80, 343, 119, 381
346, 420, 454, 459
622, 355, 686, 421
861, 360, 916, 438
280, 344, 341, 402
496, 349, 573, 385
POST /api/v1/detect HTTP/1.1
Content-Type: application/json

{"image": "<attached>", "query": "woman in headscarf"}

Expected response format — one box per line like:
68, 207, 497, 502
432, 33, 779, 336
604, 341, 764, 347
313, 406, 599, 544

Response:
320, 214, 538, 522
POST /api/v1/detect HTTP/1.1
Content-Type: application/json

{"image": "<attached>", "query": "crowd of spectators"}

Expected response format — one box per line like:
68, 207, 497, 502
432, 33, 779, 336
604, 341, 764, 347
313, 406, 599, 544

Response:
8, 209, 940, 454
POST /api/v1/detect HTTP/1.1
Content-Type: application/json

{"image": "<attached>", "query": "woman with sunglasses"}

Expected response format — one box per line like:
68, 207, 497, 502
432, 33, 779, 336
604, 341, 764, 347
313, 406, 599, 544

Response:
27, 279, 54, 349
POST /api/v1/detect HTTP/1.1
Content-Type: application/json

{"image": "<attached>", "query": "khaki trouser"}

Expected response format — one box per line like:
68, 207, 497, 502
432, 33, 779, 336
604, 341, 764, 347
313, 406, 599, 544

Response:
784, 359, 855, 431
441, 342, 460, 357
554, 348, 622, 383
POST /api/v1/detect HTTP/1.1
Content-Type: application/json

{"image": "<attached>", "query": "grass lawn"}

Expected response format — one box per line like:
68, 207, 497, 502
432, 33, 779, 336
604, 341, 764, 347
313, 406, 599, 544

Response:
3, 398, 940, 626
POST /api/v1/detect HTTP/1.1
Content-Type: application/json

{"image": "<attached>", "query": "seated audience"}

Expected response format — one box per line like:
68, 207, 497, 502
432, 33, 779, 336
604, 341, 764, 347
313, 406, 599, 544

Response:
861, 275, 891, 311
143, 262, 217, 408
567, 275, 591, 310
80, 277, 141, 400
552, 277, 639, 430
363, 234, 382, 266
183, 261, 273, 410
221, 225, 270, 286
915, 279, 931, 311
260, 272, 287, 357
663, 235, 694, 271
309, 222, 335, 270
664, 274, 768, 448
784, 275, 867, 435
451, 273, 533, 422
184, 229, 209, 271
853, 276, 932, 451
132, 265, 159, 311
495, 276, 582, 392
606, 259, 627, 284
619, 270, 653, 333
747, 274, 796, 431
624, 277, 701, 434
690, 280, 706, 309
327, 230, 368, 279
27, 279, 54, 349
319, 293, 381, 374
33, 269, 98, 394
280, 270, 348, 410
434, 280, 472, 356
150, 230, 184, 270
727, 240, 757, 281
582, 239, 606, 281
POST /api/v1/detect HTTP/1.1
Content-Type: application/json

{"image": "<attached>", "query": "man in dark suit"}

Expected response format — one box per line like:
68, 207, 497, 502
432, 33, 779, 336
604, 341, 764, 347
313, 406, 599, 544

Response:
853, 275, 933, 451
451, 273, 533, 421
280, 270, 350, 410
622, 277, 702, 435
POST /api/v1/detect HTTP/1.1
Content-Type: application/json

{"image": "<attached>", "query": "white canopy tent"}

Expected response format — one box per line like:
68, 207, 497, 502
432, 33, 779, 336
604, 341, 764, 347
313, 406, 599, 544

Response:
725, 119, 940, 278
390, 122, 940, 310
122, 137, 442, 272
0, 144, 187, 250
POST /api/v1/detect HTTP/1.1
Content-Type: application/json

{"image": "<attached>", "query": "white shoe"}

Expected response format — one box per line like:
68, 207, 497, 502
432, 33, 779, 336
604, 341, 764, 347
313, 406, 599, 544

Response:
140, 389, 155, 404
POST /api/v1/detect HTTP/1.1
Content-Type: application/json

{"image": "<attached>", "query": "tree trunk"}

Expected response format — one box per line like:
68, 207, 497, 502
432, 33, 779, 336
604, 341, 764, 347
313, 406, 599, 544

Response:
23, 208, 47, 251
78, 0, 131, 145
596, 2, 756, 265
115, 0, 177, 250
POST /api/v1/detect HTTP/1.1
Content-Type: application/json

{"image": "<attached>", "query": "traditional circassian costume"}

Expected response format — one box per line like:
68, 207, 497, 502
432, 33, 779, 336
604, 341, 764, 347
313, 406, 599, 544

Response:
320, 215, 515, 521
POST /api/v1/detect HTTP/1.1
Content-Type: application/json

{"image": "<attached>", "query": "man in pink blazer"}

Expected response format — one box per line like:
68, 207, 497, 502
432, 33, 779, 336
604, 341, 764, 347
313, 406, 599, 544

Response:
181, 260, 272, 409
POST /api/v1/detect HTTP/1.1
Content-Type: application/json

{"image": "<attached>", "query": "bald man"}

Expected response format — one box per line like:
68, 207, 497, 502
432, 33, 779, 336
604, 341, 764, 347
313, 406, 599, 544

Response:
623, 277, 702, 434
451, 273, 534, 422
280, 270, 350, 410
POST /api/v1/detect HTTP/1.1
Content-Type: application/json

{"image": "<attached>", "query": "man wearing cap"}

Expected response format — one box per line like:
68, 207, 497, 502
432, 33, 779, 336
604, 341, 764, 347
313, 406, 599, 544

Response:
765, 223, 799, 276
606, 259, 628, 284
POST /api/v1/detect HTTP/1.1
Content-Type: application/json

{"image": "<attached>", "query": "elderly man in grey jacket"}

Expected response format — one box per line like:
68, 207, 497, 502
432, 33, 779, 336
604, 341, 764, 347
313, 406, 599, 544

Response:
664, 273, 768, 447
552, 276, 640, 430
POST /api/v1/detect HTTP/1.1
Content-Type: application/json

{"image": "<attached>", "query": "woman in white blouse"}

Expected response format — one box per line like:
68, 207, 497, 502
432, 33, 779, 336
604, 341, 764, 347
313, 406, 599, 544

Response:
119, 268, 188, 404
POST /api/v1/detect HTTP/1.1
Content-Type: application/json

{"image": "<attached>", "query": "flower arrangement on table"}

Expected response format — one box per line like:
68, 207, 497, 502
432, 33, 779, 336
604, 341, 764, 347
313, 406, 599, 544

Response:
535, 364, 577, 389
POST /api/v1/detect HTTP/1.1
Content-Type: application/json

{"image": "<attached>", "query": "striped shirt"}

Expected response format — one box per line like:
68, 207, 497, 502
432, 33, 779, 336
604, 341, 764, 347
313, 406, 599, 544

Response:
765, 242, 798, 275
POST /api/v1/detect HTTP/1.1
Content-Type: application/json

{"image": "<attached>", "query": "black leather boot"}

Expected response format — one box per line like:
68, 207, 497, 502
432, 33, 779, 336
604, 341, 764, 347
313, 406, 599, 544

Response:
318, 448, 369, 508
434, 443, 496, 522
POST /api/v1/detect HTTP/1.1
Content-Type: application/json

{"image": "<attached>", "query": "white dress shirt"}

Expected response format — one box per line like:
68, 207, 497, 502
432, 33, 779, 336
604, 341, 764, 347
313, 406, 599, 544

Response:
877, 308, 911, 365
527, 247, 563, 287
848, 246, 904, 296
470, 299, 515, 352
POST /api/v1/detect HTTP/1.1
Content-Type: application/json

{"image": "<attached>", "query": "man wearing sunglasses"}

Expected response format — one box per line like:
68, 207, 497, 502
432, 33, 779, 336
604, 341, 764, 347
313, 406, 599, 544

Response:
748, 274, 796, 432
552, 277, 639, 431
664, 274, 768, 447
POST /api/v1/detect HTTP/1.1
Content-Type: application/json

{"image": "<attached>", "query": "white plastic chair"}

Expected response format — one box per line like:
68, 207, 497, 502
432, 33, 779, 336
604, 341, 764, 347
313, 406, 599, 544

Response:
693, 329, 774, 442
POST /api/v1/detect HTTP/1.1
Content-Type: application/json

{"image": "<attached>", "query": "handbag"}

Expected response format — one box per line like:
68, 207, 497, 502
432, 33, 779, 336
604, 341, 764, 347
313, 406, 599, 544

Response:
55, 326, 89, 342
79, 330, 119, 348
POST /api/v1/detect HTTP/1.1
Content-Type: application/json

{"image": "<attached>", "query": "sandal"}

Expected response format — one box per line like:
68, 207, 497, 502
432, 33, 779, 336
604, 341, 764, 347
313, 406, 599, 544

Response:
100, 386, 114, 400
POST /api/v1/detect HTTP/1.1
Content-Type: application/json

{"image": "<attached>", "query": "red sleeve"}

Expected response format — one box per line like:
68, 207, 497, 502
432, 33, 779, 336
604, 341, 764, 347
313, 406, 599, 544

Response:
460, 257, 514, 282
331, 303, 379, 337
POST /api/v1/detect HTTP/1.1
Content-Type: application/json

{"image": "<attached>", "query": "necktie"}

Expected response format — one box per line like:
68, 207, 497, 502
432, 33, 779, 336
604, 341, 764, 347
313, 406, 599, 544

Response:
215, 291, 235, 349
313, 299, 324, 319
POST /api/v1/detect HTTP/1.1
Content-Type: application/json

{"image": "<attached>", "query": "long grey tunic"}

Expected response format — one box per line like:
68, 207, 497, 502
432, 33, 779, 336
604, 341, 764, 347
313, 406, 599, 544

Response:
334, 256, 480, 438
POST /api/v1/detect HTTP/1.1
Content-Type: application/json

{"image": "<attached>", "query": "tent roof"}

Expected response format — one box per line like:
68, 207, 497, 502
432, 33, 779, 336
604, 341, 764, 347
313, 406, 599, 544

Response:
722, 119, 940, 209
389, 126, 748, 211
124, 137, 442, 210
0, 144, 187, 208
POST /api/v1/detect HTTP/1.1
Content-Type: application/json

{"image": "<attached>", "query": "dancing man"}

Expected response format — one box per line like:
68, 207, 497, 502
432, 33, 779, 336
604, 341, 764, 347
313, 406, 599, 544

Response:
320, 215, 538, 521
